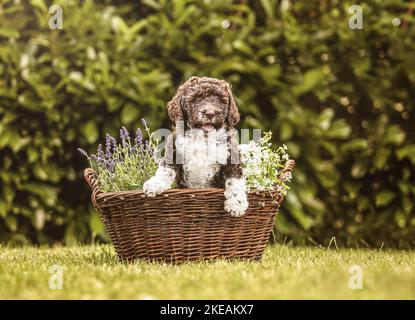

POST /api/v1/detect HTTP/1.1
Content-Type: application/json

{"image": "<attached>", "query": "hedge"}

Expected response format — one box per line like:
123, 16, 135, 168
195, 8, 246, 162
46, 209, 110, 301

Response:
0, 0, 414, 247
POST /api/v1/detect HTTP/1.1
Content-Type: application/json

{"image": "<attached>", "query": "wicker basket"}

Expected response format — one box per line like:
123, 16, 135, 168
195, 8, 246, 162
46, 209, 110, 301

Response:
84, 160, 294, 263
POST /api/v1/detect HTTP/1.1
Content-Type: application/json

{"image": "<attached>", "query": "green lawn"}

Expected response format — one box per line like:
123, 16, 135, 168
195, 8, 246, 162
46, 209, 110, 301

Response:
0, 244, 414, 299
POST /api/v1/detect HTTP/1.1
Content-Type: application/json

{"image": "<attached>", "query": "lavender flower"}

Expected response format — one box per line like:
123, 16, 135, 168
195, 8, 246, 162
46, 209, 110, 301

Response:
120, 127, 130, 147
106, 158, 116, 173
77, 148, 89, 158
105, 134, 116, 158
135, 128, 142, 146
78, 124, 159, 192
97, 143, 104, 157
96, 144, 106, 166
122, 126, 130, 139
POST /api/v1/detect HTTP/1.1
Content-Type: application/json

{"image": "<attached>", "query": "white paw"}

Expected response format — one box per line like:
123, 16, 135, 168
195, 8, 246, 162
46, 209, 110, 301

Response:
143, 166, 175, 197
224, 193, 248, 217
143, 178, 163, 197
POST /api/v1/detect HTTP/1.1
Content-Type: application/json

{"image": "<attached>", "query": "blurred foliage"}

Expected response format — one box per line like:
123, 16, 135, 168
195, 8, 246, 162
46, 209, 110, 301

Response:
0, 0, 414, 247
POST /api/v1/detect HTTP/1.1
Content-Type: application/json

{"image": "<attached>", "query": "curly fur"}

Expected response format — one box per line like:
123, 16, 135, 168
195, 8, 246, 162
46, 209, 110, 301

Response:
143, 77, 248, 217
167, 77, 240, 127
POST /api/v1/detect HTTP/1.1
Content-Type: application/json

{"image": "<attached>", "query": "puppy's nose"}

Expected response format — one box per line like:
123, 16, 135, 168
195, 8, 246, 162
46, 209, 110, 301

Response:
204, 110, 215, 119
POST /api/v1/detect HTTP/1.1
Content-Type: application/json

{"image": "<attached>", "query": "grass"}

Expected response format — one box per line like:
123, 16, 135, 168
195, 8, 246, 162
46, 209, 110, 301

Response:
0, 244, 414, 300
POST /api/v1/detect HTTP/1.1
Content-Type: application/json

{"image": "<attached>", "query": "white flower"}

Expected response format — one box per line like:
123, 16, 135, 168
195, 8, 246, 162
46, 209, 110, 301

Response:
280, 172, 292, 182
240, 133, 291, 193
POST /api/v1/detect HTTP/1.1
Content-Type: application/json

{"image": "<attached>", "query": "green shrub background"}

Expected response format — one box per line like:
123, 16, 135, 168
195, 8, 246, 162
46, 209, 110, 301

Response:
0, 0, 414, 247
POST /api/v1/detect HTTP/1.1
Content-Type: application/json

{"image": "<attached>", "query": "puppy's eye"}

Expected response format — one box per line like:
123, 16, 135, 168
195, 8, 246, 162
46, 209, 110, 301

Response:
213, 97, 223, 104
219, 97, 228, 105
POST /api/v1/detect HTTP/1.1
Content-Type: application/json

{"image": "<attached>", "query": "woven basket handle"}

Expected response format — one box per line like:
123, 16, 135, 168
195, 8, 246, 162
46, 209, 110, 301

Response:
84, 168, 102, 210
273, 159, 295, 204
280, 159, 295, 176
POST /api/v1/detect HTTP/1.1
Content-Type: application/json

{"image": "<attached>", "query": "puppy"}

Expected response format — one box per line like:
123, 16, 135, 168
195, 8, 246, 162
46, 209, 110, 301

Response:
143, 77, 248, 217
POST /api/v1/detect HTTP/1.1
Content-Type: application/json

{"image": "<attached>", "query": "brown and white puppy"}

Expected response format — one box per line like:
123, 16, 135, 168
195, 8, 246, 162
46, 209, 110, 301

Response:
143, 77, 248, 217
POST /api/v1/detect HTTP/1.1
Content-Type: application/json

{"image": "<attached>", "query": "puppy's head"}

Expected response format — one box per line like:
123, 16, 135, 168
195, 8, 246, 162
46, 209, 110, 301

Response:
167, 77, 240, 132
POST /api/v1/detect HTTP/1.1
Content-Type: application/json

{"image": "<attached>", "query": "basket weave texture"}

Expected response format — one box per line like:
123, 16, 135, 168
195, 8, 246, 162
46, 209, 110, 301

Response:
84, 160, 294, 263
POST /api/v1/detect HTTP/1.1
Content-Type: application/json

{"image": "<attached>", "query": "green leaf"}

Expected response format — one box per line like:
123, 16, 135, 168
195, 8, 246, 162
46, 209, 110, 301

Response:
374, 148, 391, 170
383, 125, 406, 145
340, 139, 368, 153
402, 196, 414, 214
12, 137, 31, 153
142, 0, 163, 10
351, 161, 368, 178
89, 212, 105, 235
0, 127, 21, 150
0, 201, 10, 218
260, 0, 275, 22
375, 191, 396, 207
81, 121, 99, 144
121, 103, 139, 124
357, 197, 370, 212
292, 68, 325, 96
326, 119, 351, 139
280, 122, 293, 140
30, 0, 48, 12
396, 145, 415, 164
111, 16, 129, 34
318, 108, 335, 131
2, 184, 15, 204
5, 215, 18, 232
0, 28, 20, 39
22, 183, 58, 206
33, 208, 46, 230
286, 192, 314, 230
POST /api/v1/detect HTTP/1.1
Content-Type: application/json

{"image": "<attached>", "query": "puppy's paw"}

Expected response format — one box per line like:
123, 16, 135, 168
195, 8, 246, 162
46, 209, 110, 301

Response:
224, 193, 249, 217
143, 166, 176, 197
143, 178, 163, 197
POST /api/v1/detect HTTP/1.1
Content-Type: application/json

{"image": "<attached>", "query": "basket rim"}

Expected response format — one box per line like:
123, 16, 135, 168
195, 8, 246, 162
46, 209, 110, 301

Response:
94, 187, 281, 197
84, 160, 295, 209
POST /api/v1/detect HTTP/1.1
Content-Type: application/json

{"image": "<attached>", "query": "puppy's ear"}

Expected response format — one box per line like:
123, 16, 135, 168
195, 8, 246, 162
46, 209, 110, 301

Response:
225, 84, 240, 127
167, 91, 184, 123
167, 77, 200, 123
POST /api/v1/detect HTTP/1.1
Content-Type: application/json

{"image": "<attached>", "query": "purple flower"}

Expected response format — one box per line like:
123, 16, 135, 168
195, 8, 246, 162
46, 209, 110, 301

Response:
143, 140, 153, 152
111, 135, 117, 150
105, 134, 115, 158
135, 128, 142, 146
120, 127, 130, 147
79, 125, 156, 176
77, 148, 89, 158
122, 126, 130, 139
96, 144, 105, 166
107, 159, 116, 173
97, 144, 104, 157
